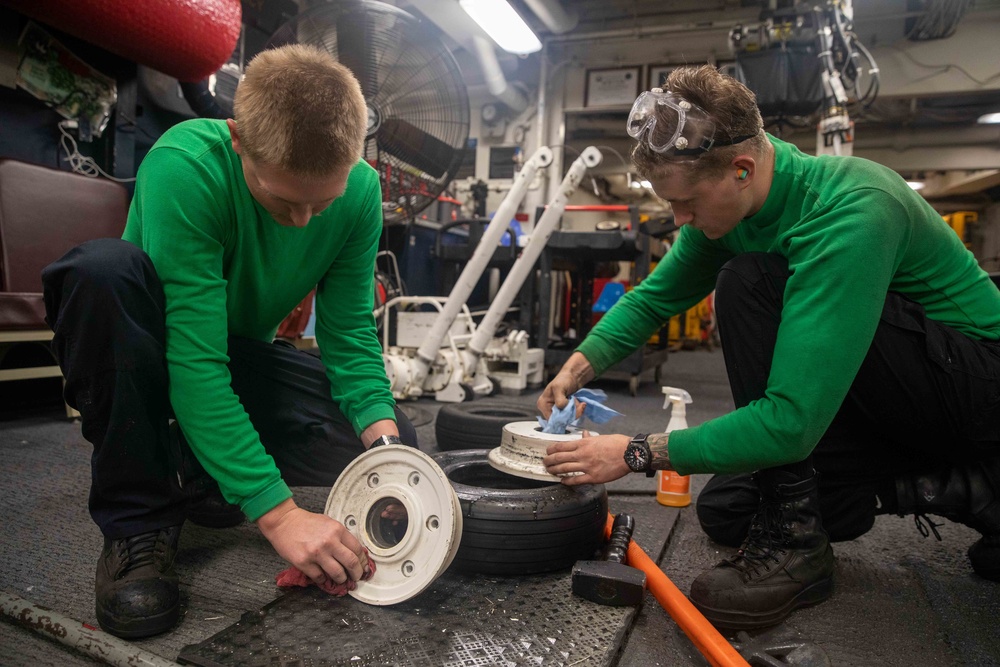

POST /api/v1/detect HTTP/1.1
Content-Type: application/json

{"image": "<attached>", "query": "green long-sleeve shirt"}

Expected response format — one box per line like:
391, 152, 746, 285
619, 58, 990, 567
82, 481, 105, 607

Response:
579, 135, 1000, 475
123, 119, 396, 521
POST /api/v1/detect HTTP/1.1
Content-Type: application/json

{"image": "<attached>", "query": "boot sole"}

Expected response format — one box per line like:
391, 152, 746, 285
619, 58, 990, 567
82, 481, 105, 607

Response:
96, 601, 179, 639
692, 575, 835, 631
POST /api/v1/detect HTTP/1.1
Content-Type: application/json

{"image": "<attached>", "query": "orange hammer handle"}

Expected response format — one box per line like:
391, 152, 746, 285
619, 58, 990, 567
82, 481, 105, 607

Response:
604, 514, 749, 667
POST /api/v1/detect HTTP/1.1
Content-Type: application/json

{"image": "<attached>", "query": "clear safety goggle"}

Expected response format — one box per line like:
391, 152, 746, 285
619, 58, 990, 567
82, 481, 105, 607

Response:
627, 89, 752, 158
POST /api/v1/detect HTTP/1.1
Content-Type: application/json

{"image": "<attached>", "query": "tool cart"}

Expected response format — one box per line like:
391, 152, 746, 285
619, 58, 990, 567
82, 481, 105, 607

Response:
531, 204, 669, 395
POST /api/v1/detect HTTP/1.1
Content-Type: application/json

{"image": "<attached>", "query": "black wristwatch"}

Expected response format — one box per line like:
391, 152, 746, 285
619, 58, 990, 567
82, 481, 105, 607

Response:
371, 434, 403, 448
624, 434, 656, 477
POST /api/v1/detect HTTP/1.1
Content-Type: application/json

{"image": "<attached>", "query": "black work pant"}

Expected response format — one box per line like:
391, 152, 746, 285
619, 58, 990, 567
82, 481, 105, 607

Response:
696, 253, 1000, 547
42, 238, 416, 539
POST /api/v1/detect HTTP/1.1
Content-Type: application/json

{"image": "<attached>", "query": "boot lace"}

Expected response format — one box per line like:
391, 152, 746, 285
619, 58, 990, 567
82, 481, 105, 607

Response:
913, 513, 944, 541
115, 531, 166, 579
730, 500, 790, 579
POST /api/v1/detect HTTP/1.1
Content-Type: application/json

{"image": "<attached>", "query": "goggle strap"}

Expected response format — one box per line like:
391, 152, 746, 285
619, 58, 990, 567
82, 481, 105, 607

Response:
670, 132, 757, 157
715, 133, 757, 148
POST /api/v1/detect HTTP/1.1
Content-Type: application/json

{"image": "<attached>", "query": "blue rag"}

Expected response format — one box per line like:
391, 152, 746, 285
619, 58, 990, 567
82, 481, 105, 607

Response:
538, 388, 623, 434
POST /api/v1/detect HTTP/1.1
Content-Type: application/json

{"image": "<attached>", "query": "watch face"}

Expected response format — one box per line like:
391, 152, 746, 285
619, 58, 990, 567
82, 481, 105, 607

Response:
625, 439, 651, 472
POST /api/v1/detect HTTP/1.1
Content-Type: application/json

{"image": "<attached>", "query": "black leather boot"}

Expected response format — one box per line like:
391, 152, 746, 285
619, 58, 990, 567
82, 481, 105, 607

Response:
894, 457, 1000, 581
690, 468, 835, 630
187, 486, 246, 528
172, 421, 244, 528
95, 525, 181, 638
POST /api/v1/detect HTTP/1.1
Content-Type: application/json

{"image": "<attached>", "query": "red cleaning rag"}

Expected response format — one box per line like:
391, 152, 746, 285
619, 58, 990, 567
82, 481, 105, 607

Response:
275, 550, 377, 596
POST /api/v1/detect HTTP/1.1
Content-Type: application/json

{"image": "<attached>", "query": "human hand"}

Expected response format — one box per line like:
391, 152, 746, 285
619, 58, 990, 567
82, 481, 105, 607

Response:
542, 432, 632, 486
537, 352, 594, 419
537, 372, 574, 420
380, 502, 407, 522
257, 499, 368, 588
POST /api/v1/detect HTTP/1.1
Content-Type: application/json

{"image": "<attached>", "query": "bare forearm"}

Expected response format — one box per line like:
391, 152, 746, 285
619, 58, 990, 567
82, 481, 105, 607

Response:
256, 498, 297, 534
561, 352, 596, 392
360, 419, 399, 449
647, 432, 673, 471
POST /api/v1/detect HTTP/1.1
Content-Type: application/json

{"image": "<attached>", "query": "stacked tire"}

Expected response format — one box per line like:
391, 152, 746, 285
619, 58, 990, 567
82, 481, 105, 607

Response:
434, 402, 538, 451
433, 450, 607, 575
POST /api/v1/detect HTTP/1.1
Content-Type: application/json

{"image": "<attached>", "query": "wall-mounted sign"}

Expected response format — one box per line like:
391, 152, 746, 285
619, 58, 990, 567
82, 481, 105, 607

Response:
649, 62, 740, 89
648, 64, 684, 90
584, 66, 641, 107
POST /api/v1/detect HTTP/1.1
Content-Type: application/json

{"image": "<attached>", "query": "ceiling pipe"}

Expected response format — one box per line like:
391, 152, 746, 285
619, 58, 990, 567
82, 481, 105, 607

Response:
471, 34, 529, 112
536, 40, 549, 153
404, 0, 529, 111
545, 11, 758, 44
522, 0, 577, 34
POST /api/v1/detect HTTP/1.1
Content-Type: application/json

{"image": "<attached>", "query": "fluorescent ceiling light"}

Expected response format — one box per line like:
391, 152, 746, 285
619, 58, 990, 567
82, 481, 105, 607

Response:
906, 181, 925, 191
977, 112, 1000, 124
460, 0, 542, 55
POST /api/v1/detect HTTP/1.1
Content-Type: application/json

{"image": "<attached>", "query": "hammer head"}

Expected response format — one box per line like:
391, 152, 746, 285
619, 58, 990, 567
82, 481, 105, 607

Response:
572, 560, 647, 607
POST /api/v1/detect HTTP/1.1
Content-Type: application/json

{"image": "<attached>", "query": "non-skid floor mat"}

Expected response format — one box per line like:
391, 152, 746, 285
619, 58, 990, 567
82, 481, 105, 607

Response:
177, 498, 676, 667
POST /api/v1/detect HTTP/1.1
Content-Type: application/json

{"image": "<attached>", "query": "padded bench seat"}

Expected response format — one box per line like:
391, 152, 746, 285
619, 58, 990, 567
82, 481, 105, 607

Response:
0, 158, 128, 414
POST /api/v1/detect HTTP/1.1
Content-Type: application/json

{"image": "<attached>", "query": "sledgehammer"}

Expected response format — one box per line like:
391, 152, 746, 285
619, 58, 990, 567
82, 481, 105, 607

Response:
572, 512, 647, 606
601, 513, 750, 667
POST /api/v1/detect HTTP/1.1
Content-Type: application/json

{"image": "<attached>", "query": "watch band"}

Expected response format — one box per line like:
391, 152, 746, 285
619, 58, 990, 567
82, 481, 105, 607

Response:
636, 434, 657, 477
372, 434, 403, 448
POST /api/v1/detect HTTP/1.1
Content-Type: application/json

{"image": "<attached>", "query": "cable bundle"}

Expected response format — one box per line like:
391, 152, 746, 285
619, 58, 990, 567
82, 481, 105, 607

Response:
907, 0, 973, 41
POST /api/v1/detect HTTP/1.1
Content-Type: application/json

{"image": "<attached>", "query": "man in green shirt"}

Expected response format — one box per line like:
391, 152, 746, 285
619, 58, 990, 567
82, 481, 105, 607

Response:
42, 44, 414, 638
539, 65, 1000, 629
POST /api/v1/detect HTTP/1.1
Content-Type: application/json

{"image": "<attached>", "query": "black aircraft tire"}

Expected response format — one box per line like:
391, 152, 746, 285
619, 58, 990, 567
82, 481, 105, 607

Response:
434, 402, 538, 451
433, 449, 608, 575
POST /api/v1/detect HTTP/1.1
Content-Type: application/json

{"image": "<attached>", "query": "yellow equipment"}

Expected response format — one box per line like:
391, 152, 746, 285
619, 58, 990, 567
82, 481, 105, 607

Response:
668, 295, 715, 350
943, 211, 978, 248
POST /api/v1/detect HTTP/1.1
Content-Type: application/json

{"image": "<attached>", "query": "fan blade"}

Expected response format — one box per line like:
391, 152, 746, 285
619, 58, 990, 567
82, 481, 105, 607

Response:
336, 11, 378, 98
378, 118, 455, 179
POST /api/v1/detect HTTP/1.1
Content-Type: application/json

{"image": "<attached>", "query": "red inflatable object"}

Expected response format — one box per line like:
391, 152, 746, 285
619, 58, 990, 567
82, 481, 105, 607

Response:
2, 0, 242, 82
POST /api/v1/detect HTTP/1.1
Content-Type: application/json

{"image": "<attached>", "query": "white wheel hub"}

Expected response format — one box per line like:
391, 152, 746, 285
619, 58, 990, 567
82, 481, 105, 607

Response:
325, 445, 462, 605
488, 421, 590, 482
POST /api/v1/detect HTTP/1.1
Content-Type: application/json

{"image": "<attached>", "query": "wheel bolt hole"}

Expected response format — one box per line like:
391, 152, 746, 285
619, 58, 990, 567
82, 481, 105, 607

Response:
367, 473, 380, 487
408, 472, 420, 486
402, 560, 415, 577
426, 516, 439, 530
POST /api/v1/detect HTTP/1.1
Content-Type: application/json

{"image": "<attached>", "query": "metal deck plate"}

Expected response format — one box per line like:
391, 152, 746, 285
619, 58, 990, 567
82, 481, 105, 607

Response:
178, 498, 675, 667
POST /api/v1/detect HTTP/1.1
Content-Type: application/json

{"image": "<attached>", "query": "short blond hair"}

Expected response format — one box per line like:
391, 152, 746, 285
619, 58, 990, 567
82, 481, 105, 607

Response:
233, 44, 367, 176
631, 65, 768, 182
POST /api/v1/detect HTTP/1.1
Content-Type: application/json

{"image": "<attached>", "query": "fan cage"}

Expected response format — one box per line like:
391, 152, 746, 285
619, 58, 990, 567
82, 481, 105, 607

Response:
268, 1, 471, 225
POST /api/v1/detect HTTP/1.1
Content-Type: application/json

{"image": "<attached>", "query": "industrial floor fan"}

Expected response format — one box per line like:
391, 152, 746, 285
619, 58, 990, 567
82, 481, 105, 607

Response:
267, 0, 471, 225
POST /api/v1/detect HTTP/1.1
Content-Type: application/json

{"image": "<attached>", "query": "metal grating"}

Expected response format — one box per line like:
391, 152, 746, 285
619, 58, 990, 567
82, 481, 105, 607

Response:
177, 497, 675, 667
178, 569, 635, 667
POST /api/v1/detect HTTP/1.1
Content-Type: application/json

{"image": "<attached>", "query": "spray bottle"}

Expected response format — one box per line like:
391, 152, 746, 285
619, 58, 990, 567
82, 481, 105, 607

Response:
657, 387, 693, 507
